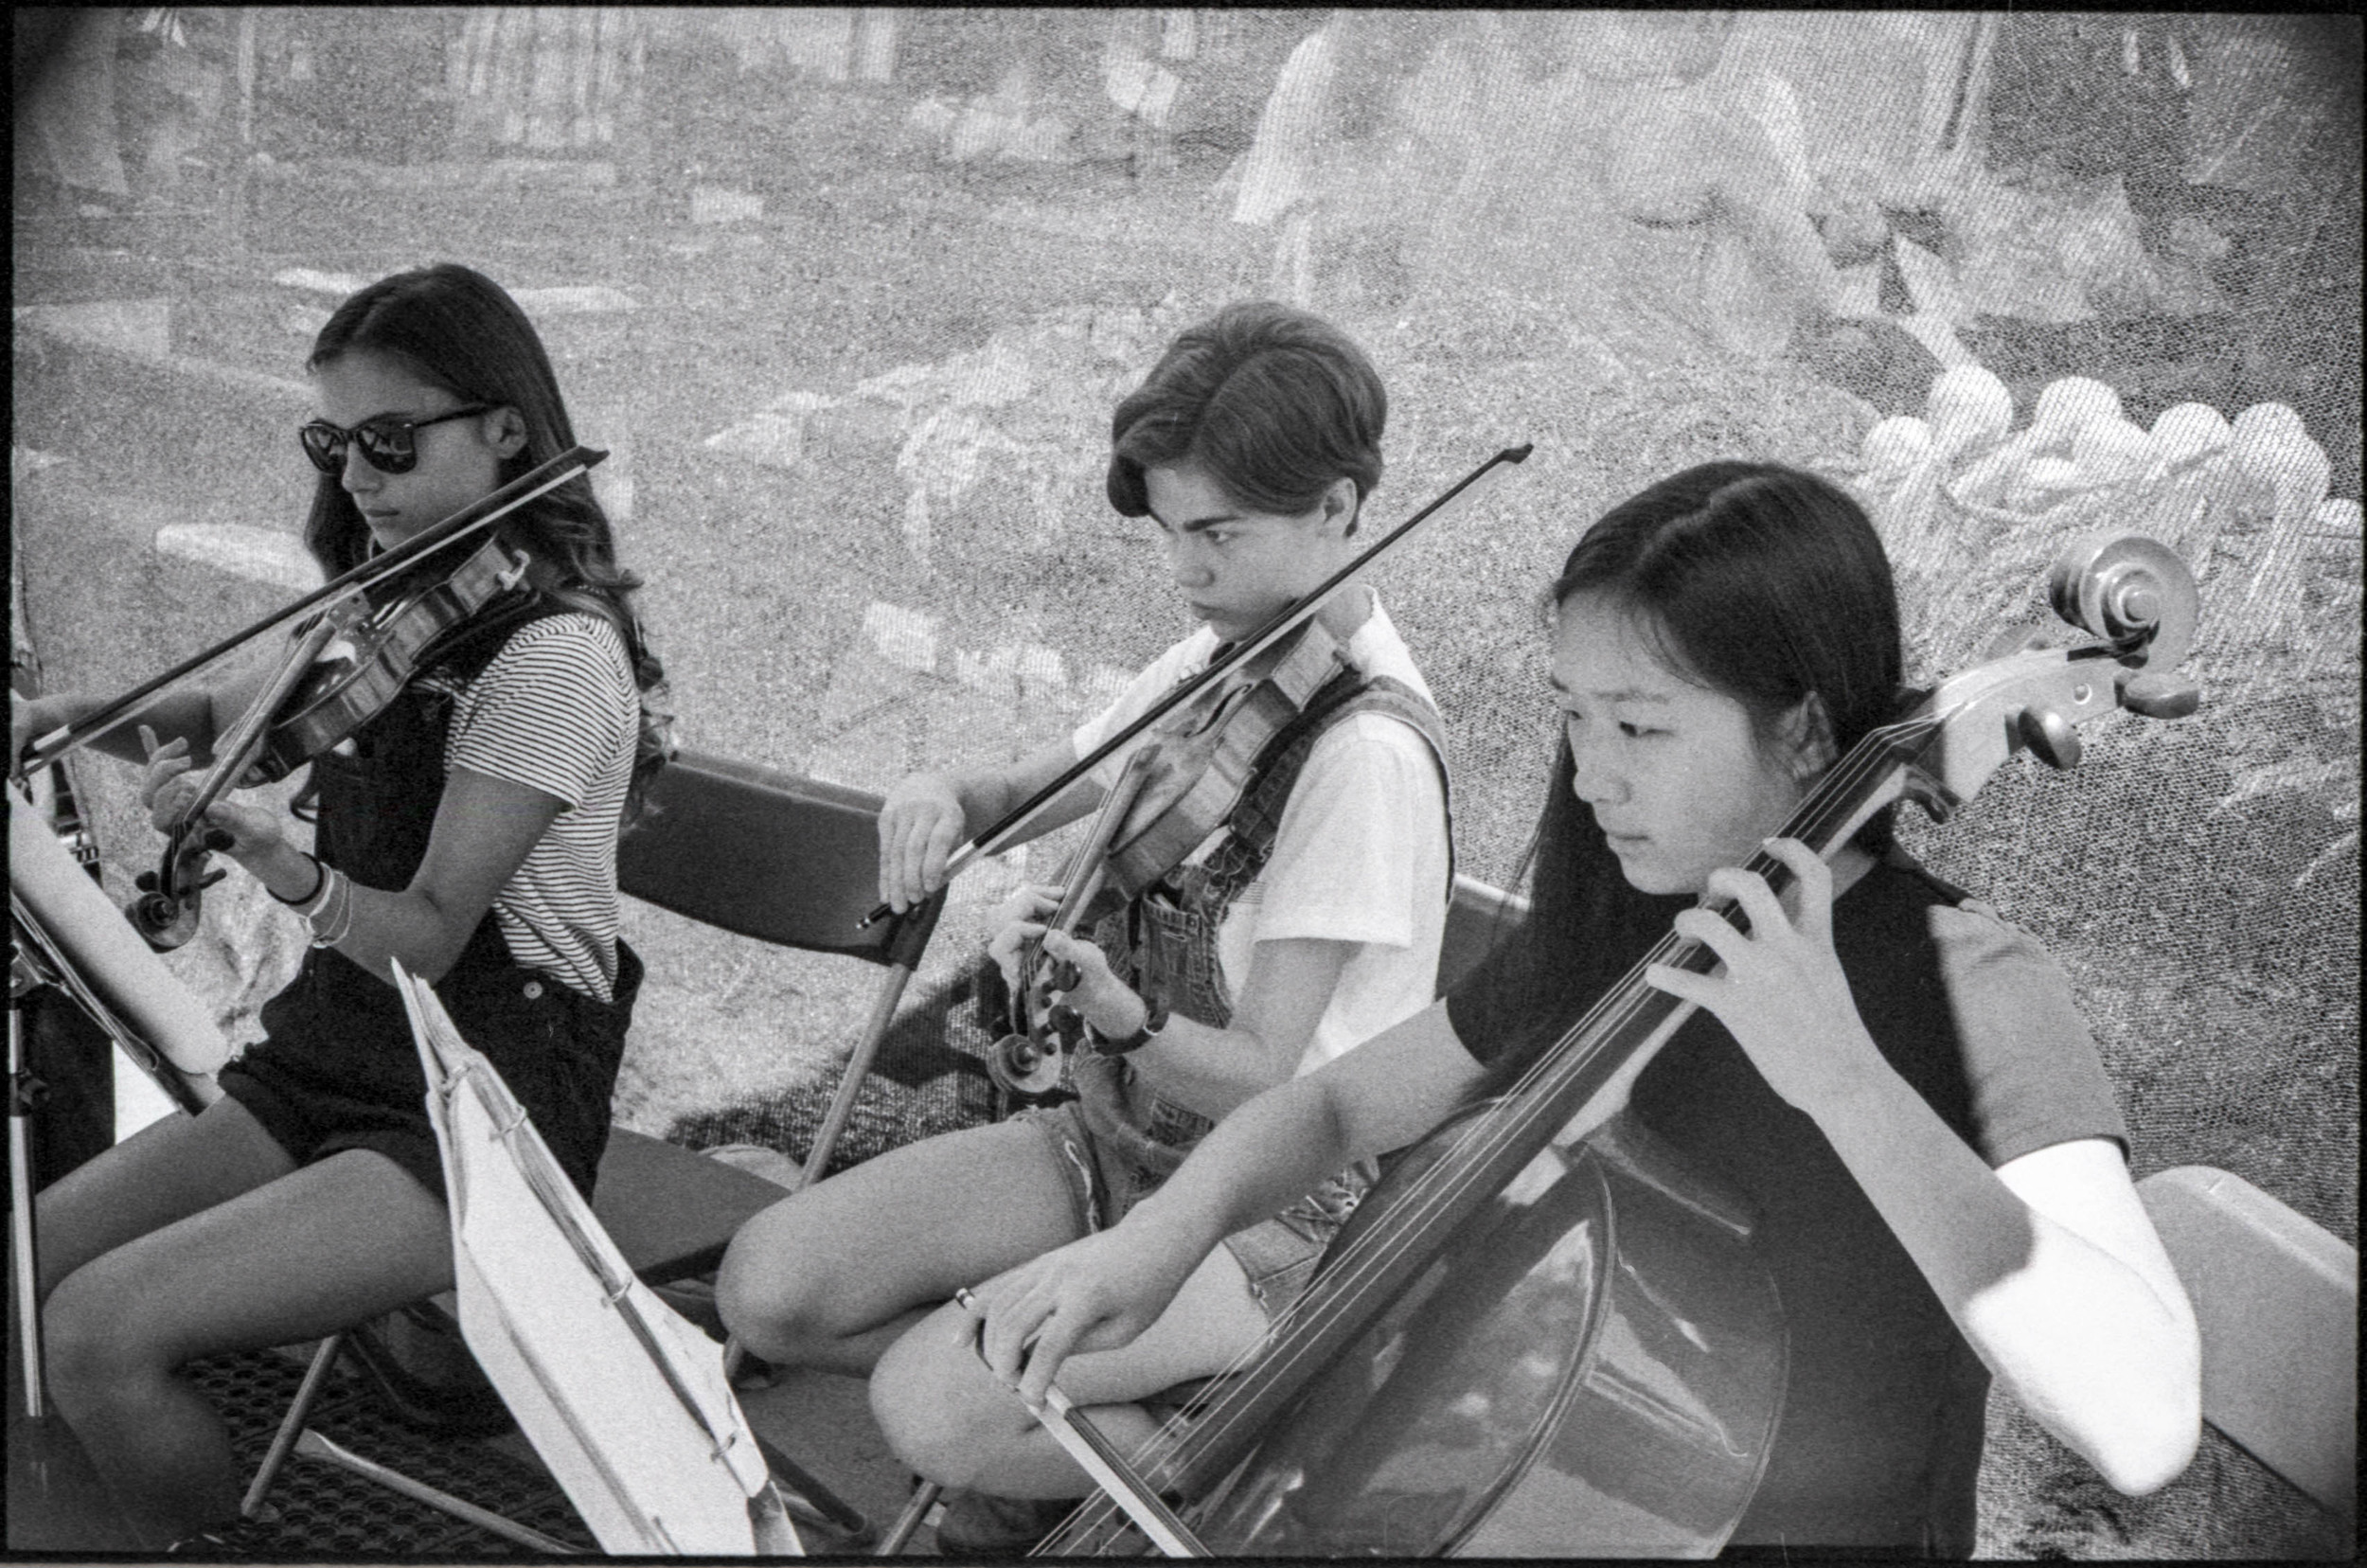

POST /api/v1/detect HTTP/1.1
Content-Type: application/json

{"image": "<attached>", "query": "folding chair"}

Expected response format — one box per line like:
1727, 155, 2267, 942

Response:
871, 869, 1532, 1554
240, 750, 946, 1547
1435, 872, 1528, 998
614, 749, 947, 1191
2137, 1165, 2357, 1523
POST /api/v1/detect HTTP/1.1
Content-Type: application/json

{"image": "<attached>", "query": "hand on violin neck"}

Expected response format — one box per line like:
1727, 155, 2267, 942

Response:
1034, 928, 1147, 1041
986, 883, 1062, 993
137, 725, 289, 872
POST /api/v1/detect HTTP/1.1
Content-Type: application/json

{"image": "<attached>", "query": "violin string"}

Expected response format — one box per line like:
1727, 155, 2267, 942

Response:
1075, 718, 1941, 1536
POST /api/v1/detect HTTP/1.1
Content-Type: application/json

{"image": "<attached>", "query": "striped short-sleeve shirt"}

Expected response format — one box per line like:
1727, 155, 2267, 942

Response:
436, 611, 639, 1001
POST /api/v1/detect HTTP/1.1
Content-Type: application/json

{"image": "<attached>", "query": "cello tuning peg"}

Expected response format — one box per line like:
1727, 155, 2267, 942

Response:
2016, 707, 2083, 771
2118, 671, 2201, 721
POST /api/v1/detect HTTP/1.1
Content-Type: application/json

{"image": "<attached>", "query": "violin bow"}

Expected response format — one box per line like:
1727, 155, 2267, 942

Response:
17, 445, 607, 778
859, 440, 1532, 927
952, 1289, 1207, 1557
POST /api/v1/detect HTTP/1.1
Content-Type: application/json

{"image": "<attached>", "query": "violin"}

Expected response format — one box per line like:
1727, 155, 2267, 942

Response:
858, 443, 1533, 931
984, 595, 1377, 1097
12, 446, 609, 953
129, 532, 534, 950
987, 742, 1166, 1097
976, 443, 1527, 1098
1038, 532, 2202, 1557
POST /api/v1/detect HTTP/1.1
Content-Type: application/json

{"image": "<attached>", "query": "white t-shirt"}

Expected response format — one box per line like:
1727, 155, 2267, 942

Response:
1069, 597, 1449, 1074
437, 612, 639, 1001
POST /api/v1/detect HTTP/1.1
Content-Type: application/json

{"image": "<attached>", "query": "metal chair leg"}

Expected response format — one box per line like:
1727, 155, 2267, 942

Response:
295, 1428, 580, 1553
878, 1480, 943, 1555
752, 1433, 875, 1548
241, 1332, 343, 1517
794, 963, 917, 1191
719, 1334, 876, 1546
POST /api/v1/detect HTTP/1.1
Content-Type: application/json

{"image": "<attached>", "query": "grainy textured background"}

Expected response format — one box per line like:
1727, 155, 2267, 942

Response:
12, 10, 2358, 1557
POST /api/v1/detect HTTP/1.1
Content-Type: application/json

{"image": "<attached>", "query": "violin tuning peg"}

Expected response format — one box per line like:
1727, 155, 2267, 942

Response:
134, 869, 160, 892
197, 869, 229, 892
2016, 707, 2083, 771
203, 828, 235, 852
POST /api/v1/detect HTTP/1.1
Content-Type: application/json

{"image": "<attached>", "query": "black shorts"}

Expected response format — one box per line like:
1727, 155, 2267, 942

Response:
219, 942, 639, 1204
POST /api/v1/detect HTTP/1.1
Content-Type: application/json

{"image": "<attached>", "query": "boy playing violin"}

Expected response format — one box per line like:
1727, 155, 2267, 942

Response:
716, 300, 1454, 1554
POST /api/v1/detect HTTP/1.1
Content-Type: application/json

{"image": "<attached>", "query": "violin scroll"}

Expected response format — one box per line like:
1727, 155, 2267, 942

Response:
128, 825, 234, 952
2047, 533, 2198, 669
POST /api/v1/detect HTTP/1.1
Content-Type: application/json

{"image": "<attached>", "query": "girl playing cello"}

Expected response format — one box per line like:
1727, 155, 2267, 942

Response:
716, 300, 1454, 1555
10, 262, 669, 1550
953, 461, 2202, 1555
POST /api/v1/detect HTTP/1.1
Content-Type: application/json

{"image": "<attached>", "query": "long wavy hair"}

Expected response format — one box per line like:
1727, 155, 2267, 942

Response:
1508, 461, 1914, 1027
300, 263, 672, 812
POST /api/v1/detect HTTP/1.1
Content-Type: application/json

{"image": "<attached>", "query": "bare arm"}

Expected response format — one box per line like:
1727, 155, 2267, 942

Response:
876, 736, 1103, 911
1822, 1108, 2200, 1494
1031, 929, 1357, 1118
146, 747, 565, 986
1649, 841, 2201, 1495
968, 1000, 1486, 1402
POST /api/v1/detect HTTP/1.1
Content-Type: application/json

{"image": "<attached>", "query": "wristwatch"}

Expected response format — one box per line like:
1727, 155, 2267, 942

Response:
1096, 996, 1169, 1056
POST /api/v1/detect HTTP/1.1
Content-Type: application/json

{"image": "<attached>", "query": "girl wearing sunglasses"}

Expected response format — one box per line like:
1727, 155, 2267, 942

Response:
10, 262, 670, 1550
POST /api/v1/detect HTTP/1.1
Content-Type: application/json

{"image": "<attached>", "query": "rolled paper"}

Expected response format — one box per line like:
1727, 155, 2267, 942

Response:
2313, 497, 2362, 536
9, 783, 230, 1076
2230, 400, 2307, 451
2005, 455, 2084, 511
2229, 408, 2330, 526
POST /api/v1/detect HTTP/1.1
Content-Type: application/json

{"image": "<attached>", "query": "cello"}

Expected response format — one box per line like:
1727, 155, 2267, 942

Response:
1037, 531, 2202, 1557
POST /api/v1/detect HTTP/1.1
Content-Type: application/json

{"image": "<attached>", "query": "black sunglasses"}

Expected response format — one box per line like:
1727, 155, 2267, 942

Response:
300, 404, 494, 474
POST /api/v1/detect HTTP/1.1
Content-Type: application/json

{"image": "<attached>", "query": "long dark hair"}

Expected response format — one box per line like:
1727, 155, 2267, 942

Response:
1516, 461, 1911, 1007
301, 263, 672, 811
1105, 300, 1387, 527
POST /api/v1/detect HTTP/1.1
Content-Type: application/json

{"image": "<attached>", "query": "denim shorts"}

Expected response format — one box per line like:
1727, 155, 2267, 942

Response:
1011, 1098, 1368, 1320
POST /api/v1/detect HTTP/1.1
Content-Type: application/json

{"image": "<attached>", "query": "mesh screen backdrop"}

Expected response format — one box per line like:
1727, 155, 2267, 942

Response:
12, 10, 2358, 1558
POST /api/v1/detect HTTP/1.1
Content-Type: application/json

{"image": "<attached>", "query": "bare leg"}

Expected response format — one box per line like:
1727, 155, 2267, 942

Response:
716, 1117, 1082, 1376
869, 1243, 1269, 1497
34, 1095, 302, 1301
41, 1149, 454, 1547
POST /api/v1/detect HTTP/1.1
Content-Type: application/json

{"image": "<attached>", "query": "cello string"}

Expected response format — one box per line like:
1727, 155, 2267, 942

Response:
1046, 710, 1948, 1550
1077, 714, 1946, 1530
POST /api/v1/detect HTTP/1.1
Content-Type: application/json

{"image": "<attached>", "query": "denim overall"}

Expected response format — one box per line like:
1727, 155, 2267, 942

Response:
217, 592, 641, 1203
1059, 667, 1449, 1311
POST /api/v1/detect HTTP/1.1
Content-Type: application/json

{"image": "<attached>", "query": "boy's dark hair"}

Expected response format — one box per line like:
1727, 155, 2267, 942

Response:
1106, 301, 1387, 526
